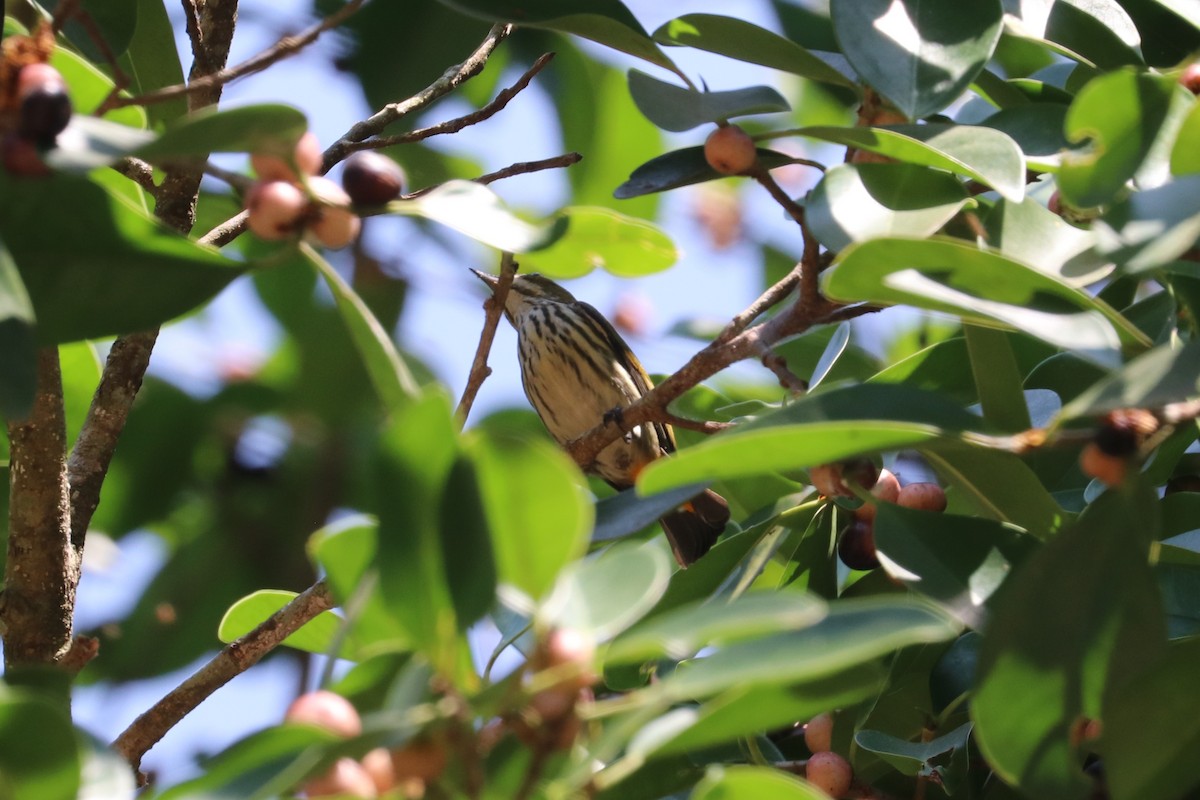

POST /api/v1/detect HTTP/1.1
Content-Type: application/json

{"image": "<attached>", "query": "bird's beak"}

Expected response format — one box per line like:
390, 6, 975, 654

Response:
470, 269, 499, 291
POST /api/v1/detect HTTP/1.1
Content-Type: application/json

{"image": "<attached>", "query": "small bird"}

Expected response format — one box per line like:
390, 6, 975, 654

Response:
472, 270, 729, 567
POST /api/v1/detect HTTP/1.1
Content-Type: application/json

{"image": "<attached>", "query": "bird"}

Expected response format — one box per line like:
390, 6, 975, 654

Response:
472, 269, 729, 567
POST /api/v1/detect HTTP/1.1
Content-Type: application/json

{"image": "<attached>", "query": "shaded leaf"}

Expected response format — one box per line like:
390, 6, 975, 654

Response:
1092, 175, 1200, 274
592, 483, 713, 545
691, 765, 831, 800
0, 237, 36, 420
134, 104, 309, 162
540, 543, 671, 641
1056, 339, 1200, 422
0, 687, 80, 800
613, 146, 796, 199
627, 69, 789, 132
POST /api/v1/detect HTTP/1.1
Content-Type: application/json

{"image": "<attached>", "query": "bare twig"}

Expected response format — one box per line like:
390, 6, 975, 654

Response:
718, 261, 803, 343
112, 579, 335, 775
760, 347, 808, 393
475, 152, 582, 186
1, 350, 75, 670
662, 413, 733, 435
343, 53, 556, 152
199, 210, 248, 248
101, 1, 367, 113
323, 24, 513, 169
457, 253, 519, 426
112, 157, 157, 195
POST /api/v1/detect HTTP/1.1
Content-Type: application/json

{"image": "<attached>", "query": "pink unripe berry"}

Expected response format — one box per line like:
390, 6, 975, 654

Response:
246, 180, 307, 241
855, 468, 900, 523
806, 750, 853, 797
896, 482, 947, 513
302, 757, 377, 798
306, 176, 361, 249
284, 690, 362, 738
16, 63, 65, 100
704, 124, 757, 175
252, 131, 323, 182
804, 712, 833, 753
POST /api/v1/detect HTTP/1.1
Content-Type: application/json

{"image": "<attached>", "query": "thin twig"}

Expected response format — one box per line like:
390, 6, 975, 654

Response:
199, 209, 248, 247
456, 253, 519, 426
323, 24, 513, 170
760, 347, 808, 393
662, 413, 733, 435
112, 157, 157, 195
718, 261, 803, 344
112, 580, 335, 775
100, 1, 367, 113
476, 152, 582, 186
343, 53, 556, 152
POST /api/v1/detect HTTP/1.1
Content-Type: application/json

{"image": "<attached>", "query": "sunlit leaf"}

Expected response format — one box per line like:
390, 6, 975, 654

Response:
392, 180, 567, 252
218, 589, 356, 659
540, 542, 671, 641
520, 206, 677, 278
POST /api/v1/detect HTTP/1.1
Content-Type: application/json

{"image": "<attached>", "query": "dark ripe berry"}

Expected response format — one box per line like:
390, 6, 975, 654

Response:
1094, 409, 1157, 457
2, 133, 49, 176
342, 151, 406, 206
704, 124, 757, 175
838, 518, 879, 571
842, 458, 879, 493
18, 84, 72, 145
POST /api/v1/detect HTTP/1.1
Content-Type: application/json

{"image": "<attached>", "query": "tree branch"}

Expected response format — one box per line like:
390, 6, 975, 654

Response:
112, 579, 335, 775
456, 252, 519, 426
475, 152, 582, 186
2, 349, 75, 670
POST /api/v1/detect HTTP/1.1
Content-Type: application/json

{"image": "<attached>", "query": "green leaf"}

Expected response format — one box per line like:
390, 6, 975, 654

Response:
821, 237, 1147, 365
855, 722, 973, 778
47, 0, 137, 61
613, 146, 797, 199
392, 180, 567, 252
0, 237, 36, 420
980, 104, 1071, 170
1092, 175, 1200, 274
983, 196, 1111, 287
607, 591, 826, 665
540, 542, 671, 641
627, 70, 789, 132
1059, 70, 1177, 208
691, 765, 832, 800
0, 686, 81, 800
303, 245, 419, 410
217, 589, 356, 659
437, 0, 678, 72
806, 162, 969, 252
1103, 637, 1200, 800
658, 597, 959, 701
466, 431, 592, 602
519, 206, 677, 279
439, 455, 497, 629
964, 325, 1032, 431
78, 734, 137, 800
874, 503, 1036, 623
1056, 339, 1200, 422
134, 104, 309, 162
973, 485, 1168, 800
59, 341, 101, 448
592, 483, 712, 545
45, 116, 156, 173
652, 14, 856, 88
1170, 102, 1200, 175
50, 39, 146, 131
1002, 0, 1143, 69
831, 0, 1004, 119
0, 171, 242, 344
789, 123, 1025, 200
121, 0, 189, 128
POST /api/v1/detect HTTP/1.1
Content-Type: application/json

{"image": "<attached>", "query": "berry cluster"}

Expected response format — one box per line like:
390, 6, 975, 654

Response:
284, 689, 447, 798
498, 628, 596, 754
2, 61, 72, 177
802, 712, 854, 797
245, 136, 404, 250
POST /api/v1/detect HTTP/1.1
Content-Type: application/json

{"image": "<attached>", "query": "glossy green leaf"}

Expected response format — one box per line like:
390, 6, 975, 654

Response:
120, 0, 189, 128
607, 591, 826, 664
0, 170, 242, 344
821, 237, 1146, 364
627, 70, 789, 132
439, 455, 497, 628
658, 597, 959, 701
1056, 339, 1200, 422
217, 589, 356, 658
1170, 102, 1200, 175
874, 504, 1036, 623
640, 665, 883, 758
1059, 70, 1177, 208
920, 440, 1063, 536
1002, 0, 1143, 69
50, 38, 146, 131
807, 162, 969, 251
691, 765, 831, 800
856, 722, 972, 778
613, 146, 797, 199
47, 0, 137, 61
964, 325, 1031, 431
540, 542, 671, 641
391, 180, 567, 252
592, 483, 712, 545
1092, 175, 1200, 274
520, 206, 677, 279
1103, 637, 1200, 800
809, 322, 850, 390
832, 0, 1003, 119
984, 196, 1111, 286
973, 486, 1168, 800
790, 123, 1025, 200
304, 245, 418, 410
466, 431, 592, 601
59, 341, 101, 448
44, 116, 156, 173
437, 0, 678, 72
0, 687, 80, 800
652, 14, 855, 88
980, 104, 1071, 170
869, 337, 977, 404
0, 237, 36, 420
134, 104, 309, 162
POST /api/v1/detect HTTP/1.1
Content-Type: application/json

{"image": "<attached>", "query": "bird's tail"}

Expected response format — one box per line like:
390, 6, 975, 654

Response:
659, 488, 730, 567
